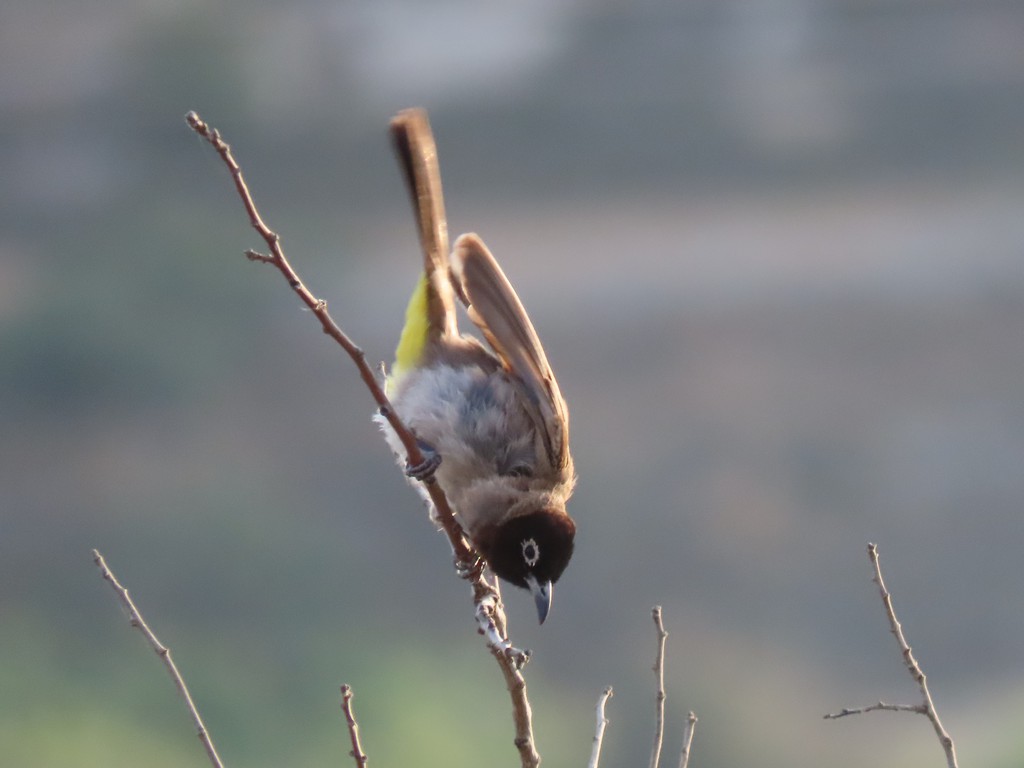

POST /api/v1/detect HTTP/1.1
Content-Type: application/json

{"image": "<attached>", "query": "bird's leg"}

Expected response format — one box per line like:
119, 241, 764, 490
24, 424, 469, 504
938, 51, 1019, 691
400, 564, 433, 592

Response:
405, 439, 441, 481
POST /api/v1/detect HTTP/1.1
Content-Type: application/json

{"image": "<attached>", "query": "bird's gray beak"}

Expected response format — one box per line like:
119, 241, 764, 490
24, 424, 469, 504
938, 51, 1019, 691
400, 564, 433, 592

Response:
525, 574, 553, 625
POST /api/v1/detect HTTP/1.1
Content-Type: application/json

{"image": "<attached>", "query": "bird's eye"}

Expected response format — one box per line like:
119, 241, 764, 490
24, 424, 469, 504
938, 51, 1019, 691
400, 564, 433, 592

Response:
521, 538, 540, 567
508, 463, 533, 478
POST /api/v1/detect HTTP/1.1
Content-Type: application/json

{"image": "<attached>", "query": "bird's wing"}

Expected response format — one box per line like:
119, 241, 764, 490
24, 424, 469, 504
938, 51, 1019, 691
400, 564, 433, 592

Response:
452, 233, 570, 471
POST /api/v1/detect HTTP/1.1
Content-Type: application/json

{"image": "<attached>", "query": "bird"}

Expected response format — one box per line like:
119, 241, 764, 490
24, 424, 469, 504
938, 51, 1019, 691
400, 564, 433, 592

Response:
376, 108, 576, 624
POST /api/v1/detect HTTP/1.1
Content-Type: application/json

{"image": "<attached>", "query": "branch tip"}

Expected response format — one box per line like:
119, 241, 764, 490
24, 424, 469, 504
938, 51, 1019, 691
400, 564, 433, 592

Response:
649, 606, 669, 768
93, 549, 225, 768
826, 543, 958, 768
677, 711, 698, 768
339, 683, 369, 768
587, 686, 614, 768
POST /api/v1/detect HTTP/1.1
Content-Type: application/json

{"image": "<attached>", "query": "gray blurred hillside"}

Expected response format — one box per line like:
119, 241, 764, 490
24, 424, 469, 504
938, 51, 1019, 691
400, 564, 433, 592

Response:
2, 2, 1023, 767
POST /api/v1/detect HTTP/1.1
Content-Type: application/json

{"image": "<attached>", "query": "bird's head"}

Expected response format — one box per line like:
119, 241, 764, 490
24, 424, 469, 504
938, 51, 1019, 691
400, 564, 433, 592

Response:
479, 507, 576, 624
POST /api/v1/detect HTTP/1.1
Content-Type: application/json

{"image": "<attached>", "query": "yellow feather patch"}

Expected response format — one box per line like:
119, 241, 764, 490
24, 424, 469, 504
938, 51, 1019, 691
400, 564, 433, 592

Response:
391, 275, 430, 381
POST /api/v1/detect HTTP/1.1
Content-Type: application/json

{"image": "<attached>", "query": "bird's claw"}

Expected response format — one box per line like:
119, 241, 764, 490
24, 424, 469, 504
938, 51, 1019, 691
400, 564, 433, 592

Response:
455, 554, 484, 579
405, 443, 441, 482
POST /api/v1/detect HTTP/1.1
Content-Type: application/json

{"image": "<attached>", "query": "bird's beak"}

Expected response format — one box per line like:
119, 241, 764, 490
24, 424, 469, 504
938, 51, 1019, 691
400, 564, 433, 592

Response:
525, 574, 553, 625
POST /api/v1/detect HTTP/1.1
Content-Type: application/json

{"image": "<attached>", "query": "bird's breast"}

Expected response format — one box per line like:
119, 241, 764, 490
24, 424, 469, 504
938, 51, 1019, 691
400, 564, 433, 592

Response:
389, 363, 538, 485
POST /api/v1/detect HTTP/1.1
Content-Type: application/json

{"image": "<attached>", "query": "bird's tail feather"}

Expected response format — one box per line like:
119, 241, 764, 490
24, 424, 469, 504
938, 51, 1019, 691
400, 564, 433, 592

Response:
390, 109, 458, 371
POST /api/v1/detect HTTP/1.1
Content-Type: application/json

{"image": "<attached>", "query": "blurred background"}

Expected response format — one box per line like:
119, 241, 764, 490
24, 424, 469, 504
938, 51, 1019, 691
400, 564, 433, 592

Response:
3, 0, 1024, 765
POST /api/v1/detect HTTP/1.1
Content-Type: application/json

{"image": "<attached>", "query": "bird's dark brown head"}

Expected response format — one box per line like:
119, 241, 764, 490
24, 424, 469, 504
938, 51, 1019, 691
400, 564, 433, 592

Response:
481, 509, 576, 590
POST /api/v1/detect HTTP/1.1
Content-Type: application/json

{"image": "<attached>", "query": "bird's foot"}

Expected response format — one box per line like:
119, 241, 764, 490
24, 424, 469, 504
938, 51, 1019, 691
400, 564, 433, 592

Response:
405, 442, 441, 482
454, 553, 485, 580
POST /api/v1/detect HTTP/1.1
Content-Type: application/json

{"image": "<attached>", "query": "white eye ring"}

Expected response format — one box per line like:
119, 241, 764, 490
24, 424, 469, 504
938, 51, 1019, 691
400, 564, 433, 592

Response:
521, 538, 540, 567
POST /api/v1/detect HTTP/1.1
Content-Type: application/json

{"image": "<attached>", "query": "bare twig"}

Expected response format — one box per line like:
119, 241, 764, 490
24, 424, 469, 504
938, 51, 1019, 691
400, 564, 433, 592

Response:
825, 543, 959, 768
869, 543, 959, 767
92, 550, 226, 768
824, 701, 924, 719
185, 109, 540, 768
496, 650, 539, 768
471, 576, 536, 766
476, 588, 530, 670
650, 606, 668, 768
183, 110, 474, 570
677, 711, 697, 768
587, 687, 614, 768
339, 685, 369, 768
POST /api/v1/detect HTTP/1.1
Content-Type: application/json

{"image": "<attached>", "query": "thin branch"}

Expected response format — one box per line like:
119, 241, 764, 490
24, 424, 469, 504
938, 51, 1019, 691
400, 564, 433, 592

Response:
183, 111, 474, 571
824, 701, 924, 719
92, 550, 226, 768
339, 685, 369, 768
476, 587, 530, 670
677, 711, 697, 768
185, 109, 539, 768
587, 687, 614, 768
471, 575, 536, 766
649, 606, 668, 768
825, 543, 959, 768
869, 543, 959, 767
496, 649, 540, 768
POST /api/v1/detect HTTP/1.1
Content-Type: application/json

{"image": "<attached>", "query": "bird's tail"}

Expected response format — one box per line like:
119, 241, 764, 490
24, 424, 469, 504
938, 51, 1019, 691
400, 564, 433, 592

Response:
389, 109, 458, 377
